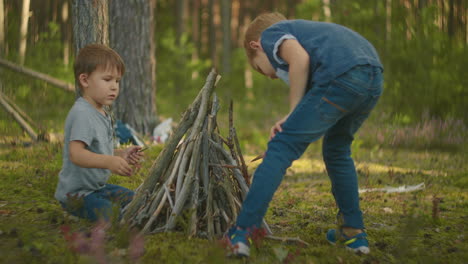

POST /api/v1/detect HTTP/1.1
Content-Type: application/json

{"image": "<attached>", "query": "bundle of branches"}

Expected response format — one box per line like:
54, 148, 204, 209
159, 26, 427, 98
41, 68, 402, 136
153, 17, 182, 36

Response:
121, 70, 270, 239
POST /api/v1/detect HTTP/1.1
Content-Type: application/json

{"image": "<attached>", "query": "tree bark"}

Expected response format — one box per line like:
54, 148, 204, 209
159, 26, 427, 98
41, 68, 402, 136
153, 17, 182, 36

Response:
231, 0, 239, 48
61, 0, 71, 67
19, 0, 30, 65
221, 0, 231, 73
208, 0, 217, 68
386, 0, 392, 42
175, 0, 187, 47
322, 0, 331, 22
72, 0, 108, 48
191, 0, 200, 79
200, 0, 209, 57
448, 0, 455, 38
71, 0, 109, 97
0, 0, 4, 55
109, 0, 157, 135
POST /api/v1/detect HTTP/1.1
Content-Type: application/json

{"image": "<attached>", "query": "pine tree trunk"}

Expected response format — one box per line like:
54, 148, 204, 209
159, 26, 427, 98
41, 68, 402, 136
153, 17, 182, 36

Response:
191, 0, 200, 79
200, 0, 209, 58
448, 0, 455, 38
61, 0, 71, 67
18, 0, 30, 65
0, 0, 4, 55
322, 0, 331, 22
208, 0, 217, 68
175, 0, 187, 47
71, 0, 109, 48
71, 0, 109, 98
221, 0, 231, 73
386, 0, 392, 42
174, 0, 187, 93
109, 0, 157, 135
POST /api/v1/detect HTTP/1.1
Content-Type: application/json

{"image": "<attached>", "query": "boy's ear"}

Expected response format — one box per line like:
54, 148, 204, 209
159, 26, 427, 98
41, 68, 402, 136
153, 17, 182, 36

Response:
78, 73, 88, 88
249, 40, 262, 51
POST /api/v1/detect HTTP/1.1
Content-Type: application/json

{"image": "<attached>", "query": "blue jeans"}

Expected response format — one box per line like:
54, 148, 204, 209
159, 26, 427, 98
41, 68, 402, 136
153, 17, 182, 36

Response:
236, 65, 383, 230
61, 184, 134, 222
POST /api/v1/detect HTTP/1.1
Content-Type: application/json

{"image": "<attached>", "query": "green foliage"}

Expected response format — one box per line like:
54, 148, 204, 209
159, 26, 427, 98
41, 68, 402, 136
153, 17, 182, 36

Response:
330, 1, 467, 120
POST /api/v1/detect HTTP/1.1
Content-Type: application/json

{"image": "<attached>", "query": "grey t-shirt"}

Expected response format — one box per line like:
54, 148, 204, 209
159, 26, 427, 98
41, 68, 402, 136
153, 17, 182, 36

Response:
55, 97, 114, 203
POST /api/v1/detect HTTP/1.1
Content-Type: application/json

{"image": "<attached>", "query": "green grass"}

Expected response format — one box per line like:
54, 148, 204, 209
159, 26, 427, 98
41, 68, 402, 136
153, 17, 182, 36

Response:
0, 139, 467, 263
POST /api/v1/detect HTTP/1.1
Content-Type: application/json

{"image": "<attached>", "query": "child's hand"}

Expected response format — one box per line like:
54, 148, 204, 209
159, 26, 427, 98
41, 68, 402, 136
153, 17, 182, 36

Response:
270, 114, 289, 140
122, 146, 145, 168
108, 156, 133, 176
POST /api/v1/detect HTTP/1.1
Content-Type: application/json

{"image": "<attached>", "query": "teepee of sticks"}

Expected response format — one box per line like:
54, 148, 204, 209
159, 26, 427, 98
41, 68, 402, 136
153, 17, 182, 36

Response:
121, 70, 271, 239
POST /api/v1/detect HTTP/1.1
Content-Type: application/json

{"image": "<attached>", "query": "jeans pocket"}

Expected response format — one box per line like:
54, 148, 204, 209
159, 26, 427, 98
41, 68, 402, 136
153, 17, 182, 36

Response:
317, 96, 346, 123
317, 81, 364, 123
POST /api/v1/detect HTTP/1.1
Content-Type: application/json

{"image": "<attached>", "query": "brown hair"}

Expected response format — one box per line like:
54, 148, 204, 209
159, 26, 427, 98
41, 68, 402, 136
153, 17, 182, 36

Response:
243, 12, 287, 60
74, 44, 125, 90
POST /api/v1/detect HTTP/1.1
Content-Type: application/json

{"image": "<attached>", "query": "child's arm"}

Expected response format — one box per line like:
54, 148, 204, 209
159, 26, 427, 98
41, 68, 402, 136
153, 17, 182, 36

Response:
279, 39, 310, 112
270, 39, 310, 139
69, 140, 133, 176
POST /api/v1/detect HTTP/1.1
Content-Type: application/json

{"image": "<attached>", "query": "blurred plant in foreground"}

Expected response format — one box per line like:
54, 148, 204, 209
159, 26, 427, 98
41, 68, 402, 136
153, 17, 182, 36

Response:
60, 221, 145, 264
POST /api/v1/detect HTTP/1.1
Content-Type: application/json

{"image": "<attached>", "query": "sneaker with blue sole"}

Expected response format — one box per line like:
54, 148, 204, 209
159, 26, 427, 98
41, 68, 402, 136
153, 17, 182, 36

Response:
326, 229, 370, 254
224, 226, 252, 257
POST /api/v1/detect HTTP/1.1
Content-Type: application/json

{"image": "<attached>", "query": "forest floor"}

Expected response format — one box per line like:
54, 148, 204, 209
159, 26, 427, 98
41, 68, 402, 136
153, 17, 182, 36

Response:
0, 138, 466, 264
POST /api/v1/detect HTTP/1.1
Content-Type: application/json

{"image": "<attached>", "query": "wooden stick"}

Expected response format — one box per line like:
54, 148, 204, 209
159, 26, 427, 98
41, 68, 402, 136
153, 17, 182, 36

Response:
209, 138, 249, 197
206, 181, 215, 239
232, 127, 250, 185
164, 185, 174, 210
175, 141, 194, 198
188, 169, 200, 237
0, 58, 74, 92
1, 90, 38, 130
141, 192, 167, 234
166, 134, 203, 230
0, 90, 38, 141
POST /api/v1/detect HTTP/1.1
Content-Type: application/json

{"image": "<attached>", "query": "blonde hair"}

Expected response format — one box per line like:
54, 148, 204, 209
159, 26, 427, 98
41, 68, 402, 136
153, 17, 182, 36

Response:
243, 12, 287, 60
74, 44, 125, 90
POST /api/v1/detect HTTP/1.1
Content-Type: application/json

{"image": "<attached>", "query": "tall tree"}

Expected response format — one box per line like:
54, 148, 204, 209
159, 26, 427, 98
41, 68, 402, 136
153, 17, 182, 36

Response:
175, 0, 187, 93
191, 0, 201, 79
0, 0, 4, 55
18, 0, 30, 65
386, 0, 392, 42
208, 0, 217, 68
109, 0, 157, 134
221, 0, 231, 73
71, 0, 109, 97
175, 0, 187, 46
61, 0, 71, 67
322, 0, 331, 22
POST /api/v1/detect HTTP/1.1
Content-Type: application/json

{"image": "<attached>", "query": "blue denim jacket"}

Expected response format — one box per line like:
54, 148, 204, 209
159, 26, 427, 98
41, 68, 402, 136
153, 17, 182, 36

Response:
260, 20, 383, 87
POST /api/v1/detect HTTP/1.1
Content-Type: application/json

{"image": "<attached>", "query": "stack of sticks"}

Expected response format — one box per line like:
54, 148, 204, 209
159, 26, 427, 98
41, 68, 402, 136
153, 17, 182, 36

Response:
121, 70, 271, 239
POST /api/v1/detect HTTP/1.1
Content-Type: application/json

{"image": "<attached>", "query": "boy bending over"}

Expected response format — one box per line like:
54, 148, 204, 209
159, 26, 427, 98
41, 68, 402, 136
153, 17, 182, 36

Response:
226, 13, 383, 256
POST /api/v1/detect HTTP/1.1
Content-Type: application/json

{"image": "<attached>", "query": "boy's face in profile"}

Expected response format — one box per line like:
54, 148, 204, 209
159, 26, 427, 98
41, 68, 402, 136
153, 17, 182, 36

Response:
79, 65, 122, 112
249, 40, 278, 79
